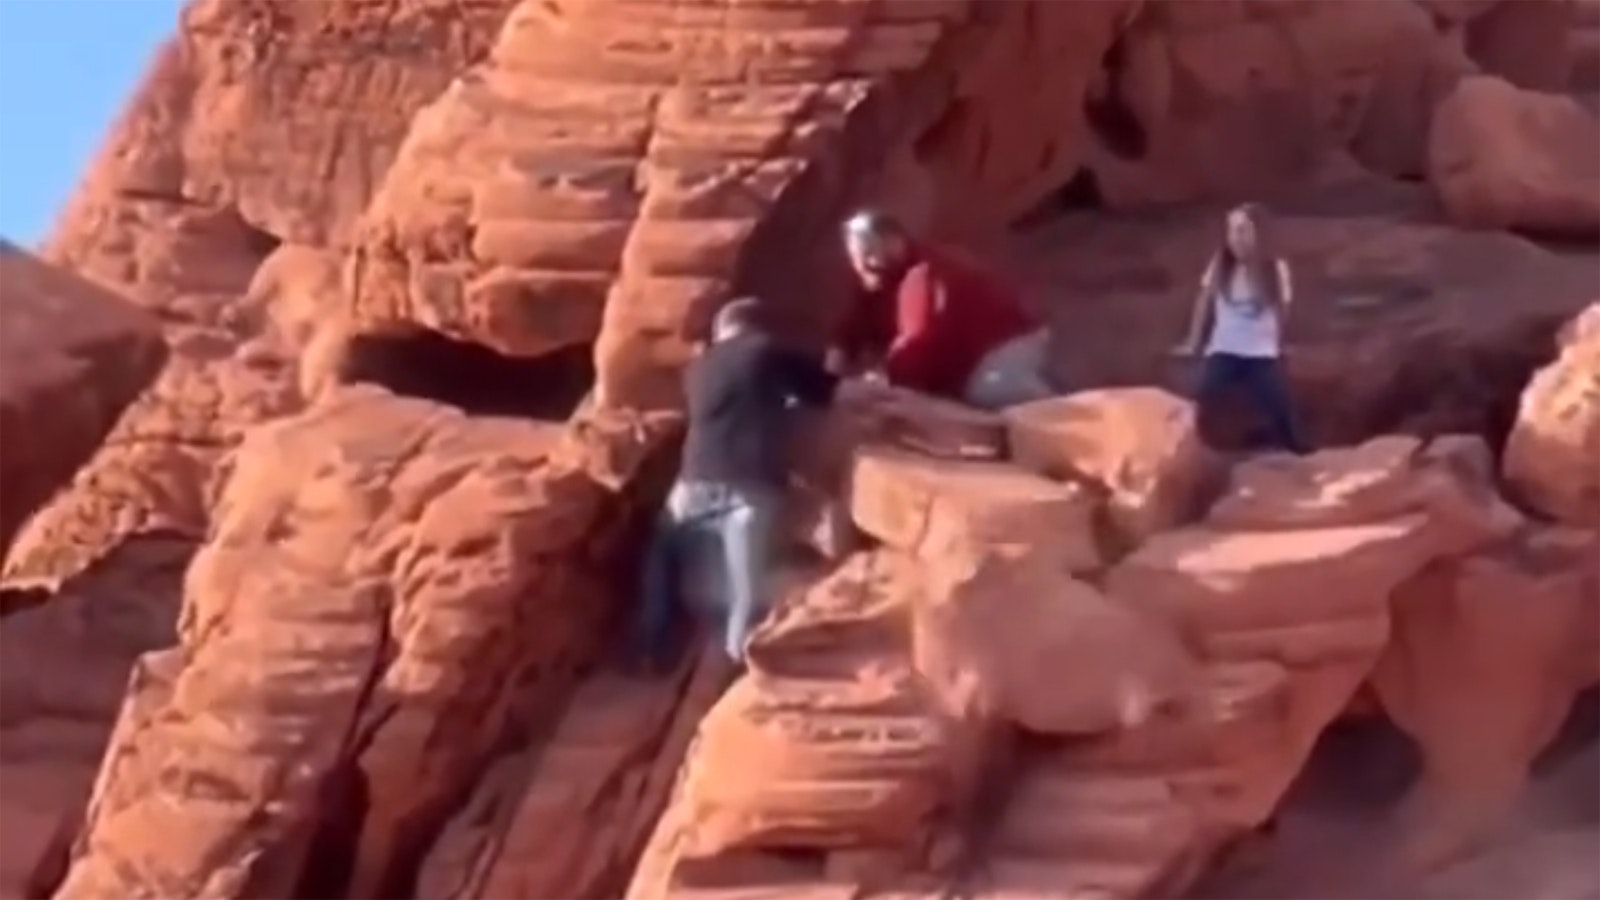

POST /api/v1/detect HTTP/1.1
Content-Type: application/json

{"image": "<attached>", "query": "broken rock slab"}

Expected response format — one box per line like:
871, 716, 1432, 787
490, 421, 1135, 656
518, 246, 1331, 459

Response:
1005, 387, 1223, 548
0, 242, 166, 566
848, 446, 1103, 573
911, 546, 1204, 737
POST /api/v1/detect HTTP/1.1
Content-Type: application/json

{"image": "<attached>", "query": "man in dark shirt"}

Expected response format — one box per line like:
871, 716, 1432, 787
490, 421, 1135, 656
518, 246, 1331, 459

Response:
633, 296, 838, 671
833, 209, 1054, 409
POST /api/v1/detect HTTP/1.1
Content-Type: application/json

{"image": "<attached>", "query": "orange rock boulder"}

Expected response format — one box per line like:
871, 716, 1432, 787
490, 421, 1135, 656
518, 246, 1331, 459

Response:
1503, 302, 1600, 526
1108, 436, 1517, 825
1373, 524, 1599, 865
0, 243, 166, 567
1005, 388, 1223, 549
911, 546, 1202, 738
1429, 76, 1600, 236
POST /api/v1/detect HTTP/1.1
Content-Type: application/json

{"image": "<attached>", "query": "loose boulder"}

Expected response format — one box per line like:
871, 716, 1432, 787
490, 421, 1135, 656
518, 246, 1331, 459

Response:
1005, 388, 1223, 548
1503, 303, 1600, 526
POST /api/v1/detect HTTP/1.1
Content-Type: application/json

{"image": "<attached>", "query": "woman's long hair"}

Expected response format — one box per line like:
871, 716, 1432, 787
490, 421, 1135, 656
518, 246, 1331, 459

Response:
1209, 202, 1281, 310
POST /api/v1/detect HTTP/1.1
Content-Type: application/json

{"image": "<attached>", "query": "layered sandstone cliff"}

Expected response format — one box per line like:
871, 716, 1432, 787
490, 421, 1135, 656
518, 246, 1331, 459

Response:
2, 1, 1597, 899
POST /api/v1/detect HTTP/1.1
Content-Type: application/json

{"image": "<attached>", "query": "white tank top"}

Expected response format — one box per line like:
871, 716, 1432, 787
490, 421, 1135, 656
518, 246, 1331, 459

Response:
1205, 261, 1288, 359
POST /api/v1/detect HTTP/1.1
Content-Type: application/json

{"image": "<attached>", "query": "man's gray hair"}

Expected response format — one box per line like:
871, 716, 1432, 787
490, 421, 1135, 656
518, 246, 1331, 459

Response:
843, 208, 904, 242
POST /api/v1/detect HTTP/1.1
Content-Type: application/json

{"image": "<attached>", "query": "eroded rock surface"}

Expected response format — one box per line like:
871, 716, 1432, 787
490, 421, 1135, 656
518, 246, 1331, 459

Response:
1429, 75, 1600, 237
53, 387, 671, 898
1374, 525, 1599, 866
4, 0, 516, 590
0, 244, 166, 569
1504, 302, 1600, 526
618, 422, 1583, 900
12, 1, 1600, 899
0, 536, 188, 897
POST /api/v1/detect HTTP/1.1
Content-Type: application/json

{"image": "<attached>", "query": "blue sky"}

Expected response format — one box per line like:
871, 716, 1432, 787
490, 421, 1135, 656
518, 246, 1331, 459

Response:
0, 0, 183, 246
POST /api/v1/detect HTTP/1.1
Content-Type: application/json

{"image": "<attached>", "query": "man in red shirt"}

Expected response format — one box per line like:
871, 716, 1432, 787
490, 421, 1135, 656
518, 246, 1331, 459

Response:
831, 210, 1053, 410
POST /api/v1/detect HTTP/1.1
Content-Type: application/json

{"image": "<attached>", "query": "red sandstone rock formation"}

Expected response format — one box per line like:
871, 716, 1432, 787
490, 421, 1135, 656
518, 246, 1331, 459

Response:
1504, 301, 1600, 525
3, 2, 1598, 899
3, 0, 517, 590
0, 243, 166, 569
1430, 76, 1600, 237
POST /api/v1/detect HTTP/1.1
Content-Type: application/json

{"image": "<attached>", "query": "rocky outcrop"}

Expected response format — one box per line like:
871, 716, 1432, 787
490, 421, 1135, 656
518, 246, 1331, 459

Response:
53, 387, 674, 898
626, 426, 1553, 900
4, 0, 516, 590
13, 0, 1578, 590
14, 1, 1600, 899
1504, 302, 1600, 526
0, 244, 166, 568
1429, 75, 1600, 237
1373, 525, 1599, 866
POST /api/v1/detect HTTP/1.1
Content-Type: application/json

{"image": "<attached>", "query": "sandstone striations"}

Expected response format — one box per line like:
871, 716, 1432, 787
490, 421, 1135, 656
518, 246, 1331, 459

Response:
5, 1, 1599, 899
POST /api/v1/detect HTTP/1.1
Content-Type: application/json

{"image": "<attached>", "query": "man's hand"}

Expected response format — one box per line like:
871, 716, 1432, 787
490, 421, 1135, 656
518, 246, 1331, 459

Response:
823, 346, 851, 376
859, 367, 888, 385
1169, 340, 1199, 358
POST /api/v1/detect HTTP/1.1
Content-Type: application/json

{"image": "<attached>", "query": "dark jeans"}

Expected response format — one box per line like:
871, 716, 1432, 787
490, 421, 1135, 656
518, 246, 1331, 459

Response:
1196, 353, 1305, 454
635, 480, 779, 666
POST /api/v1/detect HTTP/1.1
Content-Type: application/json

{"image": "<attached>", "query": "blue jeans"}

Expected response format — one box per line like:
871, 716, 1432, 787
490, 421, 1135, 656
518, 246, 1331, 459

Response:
1197, 353, 1305, 454
635, 480, 778, 665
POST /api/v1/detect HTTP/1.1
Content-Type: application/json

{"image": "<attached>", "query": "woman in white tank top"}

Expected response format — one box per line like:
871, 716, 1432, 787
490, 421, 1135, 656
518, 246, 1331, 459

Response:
1173, 203, 1306, 453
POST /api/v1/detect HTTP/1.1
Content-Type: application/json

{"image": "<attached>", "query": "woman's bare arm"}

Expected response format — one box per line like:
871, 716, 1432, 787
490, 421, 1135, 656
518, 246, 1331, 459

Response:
1174, 261, 1217, 354
1273, 259, 1294, 315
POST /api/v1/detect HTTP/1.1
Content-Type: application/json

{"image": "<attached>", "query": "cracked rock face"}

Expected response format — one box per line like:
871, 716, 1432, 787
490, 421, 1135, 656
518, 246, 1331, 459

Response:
5, 1, 1598, 899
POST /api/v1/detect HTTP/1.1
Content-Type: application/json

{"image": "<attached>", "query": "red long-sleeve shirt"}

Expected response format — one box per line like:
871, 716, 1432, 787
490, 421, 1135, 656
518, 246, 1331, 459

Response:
839, 243, 1035, 398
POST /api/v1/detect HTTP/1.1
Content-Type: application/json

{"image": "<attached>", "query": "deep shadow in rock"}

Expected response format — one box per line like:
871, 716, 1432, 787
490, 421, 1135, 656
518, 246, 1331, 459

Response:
1085, 33, 1149, 162
292, 761, 371, 900
20, 814, 75, 900
339, 329, 595, 421
1527, 685, 1600, 828
1191, 693, 1600, 900
1351, 311, 1566, 457
1187, 715, 1425, 899
0, 585, 51, 619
